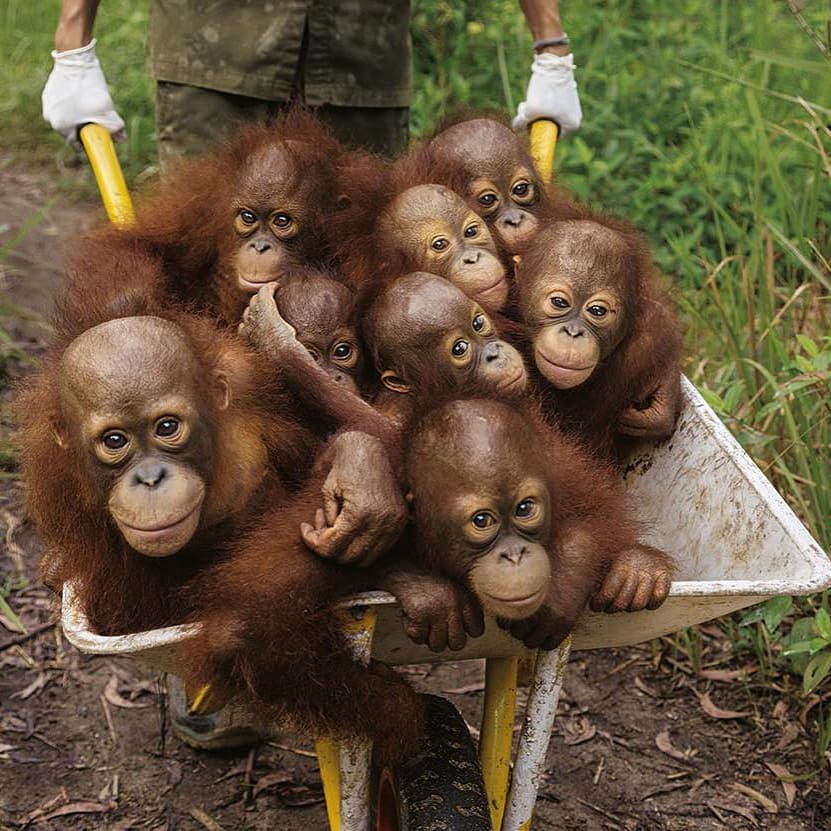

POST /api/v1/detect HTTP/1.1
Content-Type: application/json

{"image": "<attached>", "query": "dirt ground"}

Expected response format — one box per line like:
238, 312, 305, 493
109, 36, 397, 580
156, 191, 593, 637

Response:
1, 155, 829, 831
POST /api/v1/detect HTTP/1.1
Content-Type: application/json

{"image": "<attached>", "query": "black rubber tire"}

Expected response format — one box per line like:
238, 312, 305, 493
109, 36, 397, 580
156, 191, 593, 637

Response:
372, 694, 492, 830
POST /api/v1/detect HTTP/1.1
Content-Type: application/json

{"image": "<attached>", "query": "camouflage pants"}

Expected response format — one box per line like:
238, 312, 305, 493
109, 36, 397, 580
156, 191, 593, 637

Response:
156, 82, 409, 170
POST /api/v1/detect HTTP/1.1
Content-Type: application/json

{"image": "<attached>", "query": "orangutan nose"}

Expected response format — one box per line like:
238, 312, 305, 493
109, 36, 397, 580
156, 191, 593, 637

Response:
251, 239, 272, 254
500, 546, 526, 565
463, 250, 481, 265
483, 342, 502, 363
133, 461, 166, 488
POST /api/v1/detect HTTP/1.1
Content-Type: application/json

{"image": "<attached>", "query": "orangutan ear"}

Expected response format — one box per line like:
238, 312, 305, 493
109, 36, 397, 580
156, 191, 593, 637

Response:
381, 370, 412, 394
214, 370, 232, 411
50, 416, 69, 449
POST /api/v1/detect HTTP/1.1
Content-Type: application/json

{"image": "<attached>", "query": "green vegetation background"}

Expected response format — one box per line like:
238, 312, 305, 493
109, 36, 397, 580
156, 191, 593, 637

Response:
2, 0, 831, 744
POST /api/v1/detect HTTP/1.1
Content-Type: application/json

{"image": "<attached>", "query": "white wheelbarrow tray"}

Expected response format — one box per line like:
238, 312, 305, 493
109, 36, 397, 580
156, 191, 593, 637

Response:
60, 377, 831, 831
61, 377, 831, 664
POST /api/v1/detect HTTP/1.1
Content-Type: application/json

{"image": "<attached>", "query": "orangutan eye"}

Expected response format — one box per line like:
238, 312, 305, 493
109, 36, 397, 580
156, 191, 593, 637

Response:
512, 181, 530, 197
472, 512, 495, 529
239, 209, 257, 225
155, 417, 180, 438
551, 295, 570, 309
587, 304, 608, 318
478, 192, 497, 207
333, 343, 353, 359
464, 223, 479, 238
452, 339, 469, 357
515, 499, 536, 518
102, 430, 128, 450
472, 314, 485, 332
273, 213, 292, 228
431, 237, 449, 252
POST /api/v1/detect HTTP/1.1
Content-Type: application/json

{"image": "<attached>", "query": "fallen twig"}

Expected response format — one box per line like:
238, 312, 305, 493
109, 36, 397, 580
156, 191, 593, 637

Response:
189, 808, 225, 831
99, 695, 118, 746
0, 621, 57, 651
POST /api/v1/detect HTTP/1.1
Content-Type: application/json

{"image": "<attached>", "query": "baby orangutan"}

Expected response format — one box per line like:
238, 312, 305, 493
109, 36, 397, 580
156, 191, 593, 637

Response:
331, 151, 512, 314
240, 271, 527, 432
19, 314, 314, 633
365, 272, 527, 423
517, 217, 683, 463
400, 398, 673, 651
272, 269, 366, 394
61, 110, 343, 332
427, 117, 548, 253
375, 185, 509, 312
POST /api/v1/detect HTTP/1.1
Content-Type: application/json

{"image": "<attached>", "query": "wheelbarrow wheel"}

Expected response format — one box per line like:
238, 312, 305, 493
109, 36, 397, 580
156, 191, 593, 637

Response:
372, 694, 491, 831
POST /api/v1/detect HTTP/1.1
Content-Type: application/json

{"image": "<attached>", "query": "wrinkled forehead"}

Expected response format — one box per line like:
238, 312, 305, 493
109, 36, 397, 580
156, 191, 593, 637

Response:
279, 277, 355, 337
383, 184, 470, 228
238, 142, 308, 200
388, 273, 470, 324
431, 120, 530, 177
59, 317, 201, 416
524, 221, 629, 297
412, 402, 543, 488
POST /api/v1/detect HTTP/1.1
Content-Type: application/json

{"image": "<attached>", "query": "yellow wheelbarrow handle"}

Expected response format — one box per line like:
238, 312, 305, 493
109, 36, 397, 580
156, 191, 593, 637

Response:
79, 123, 135, 228
529, 119, 559, 185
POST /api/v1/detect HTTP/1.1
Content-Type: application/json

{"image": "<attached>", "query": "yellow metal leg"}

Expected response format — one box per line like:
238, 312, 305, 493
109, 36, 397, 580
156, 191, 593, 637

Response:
479, 656, 519, 831
317, 605, 379, 831
316, 736, 342, 831
79, 123, 135, 228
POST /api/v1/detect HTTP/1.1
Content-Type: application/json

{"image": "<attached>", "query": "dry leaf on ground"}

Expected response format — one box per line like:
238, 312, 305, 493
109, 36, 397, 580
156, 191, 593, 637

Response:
253, 771, 294, 798
730, 782, 777, 813
12, 672, 49, 700
189, 807, 224, 831
562, 715, 596, 746
29, 801, 112, 824
103, 675, 153, 709
765, 762, 797, 807
655, 730, 692, 761
698, 666, 755, 682
773, 722, 800, 751
707, 798, 759, 826
698, 691, 750, 719
634, 676, 659, 697
442, 681, 485, 694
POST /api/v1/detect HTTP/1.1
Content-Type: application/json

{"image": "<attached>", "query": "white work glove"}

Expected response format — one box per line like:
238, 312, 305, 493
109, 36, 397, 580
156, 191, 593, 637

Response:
513, 52, 582, 136
42, 39, 125, 143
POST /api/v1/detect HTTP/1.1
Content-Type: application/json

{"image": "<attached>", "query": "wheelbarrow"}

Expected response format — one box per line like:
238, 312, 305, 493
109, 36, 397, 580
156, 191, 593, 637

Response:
61, 121, 831, 831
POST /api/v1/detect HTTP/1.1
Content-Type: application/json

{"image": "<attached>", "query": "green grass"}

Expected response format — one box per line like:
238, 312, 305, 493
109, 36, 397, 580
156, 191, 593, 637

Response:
0, 0, 155, 181
2, 0, 831, 724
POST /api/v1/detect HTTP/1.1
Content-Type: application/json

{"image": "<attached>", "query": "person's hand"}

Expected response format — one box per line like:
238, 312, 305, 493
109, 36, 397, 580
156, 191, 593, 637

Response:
513, 52, 582, 136
301, 432, 407, 567
42, 39, 125, 143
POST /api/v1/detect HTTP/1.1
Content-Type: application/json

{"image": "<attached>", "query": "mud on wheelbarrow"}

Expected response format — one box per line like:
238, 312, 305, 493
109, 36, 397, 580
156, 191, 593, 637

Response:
61, 122, 831, 831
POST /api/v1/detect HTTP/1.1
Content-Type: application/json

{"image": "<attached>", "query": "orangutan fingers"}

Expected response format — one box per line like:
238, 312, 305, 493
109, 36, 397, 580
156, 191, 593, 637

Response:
446, 612, 468, 651
647, 571, 672, 610
461, 597, 485, 639
590, 566, 628, 612
427, 622, 449, 653
609, 571, 640, 612
404, 617, 429, 645
629, 572, 656, 612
